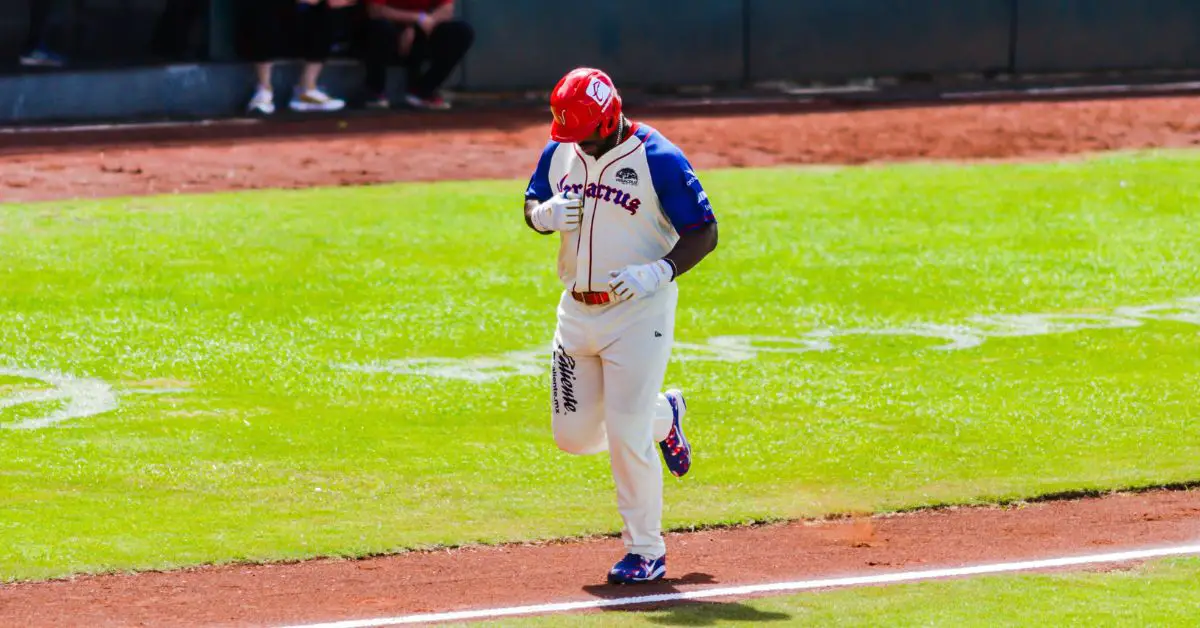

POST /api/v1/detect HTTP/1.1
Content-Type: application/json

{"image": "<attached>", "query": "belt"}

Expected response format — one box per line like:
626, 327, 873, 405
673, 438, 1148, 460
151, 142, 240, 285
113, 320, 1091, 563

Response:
571, 290, 613, 306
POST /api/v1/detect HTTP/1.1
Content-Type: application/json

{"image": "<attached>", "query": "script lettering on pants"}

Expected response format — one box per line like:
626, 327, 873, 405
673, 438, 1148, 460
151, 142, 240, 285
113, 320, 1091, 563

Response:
553, 345, 579, 413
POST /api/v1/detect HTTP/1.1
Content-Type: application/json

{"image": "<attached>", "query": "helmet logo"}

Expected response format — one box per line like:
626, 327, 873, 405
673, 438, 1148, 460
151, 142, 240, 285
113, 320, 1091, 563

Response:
586, 77, 613, 110
551, 106, 567, 125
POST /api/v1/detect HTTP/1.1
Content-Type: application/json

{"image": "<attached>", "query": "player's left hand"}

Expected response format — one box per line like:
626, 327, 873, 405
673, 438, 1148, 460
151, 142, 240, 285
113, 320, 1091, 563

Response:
608, 260, 674, 301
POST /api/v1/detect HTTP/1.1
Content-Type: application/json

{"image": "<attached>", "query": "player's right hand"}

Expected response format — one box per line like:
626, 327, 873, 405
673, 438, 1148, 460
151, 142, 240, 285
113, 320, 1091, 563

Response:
530, 193, 584, 233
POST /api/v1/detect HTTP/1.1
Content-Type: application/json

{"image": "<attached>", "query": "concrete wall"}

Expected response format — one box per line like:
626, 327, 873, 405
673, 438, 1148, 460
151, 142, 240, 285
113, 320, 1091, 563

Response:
0, 61, 395, 124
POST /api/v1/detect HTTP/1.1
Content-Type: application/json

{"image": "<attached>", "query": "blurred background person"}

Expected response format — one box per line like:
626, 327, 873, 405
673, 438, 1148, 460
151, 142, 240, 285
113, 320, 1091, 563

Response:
151, 0, 211, 62
245, 0, 357, 115
361, 0, 473, 110
19, 0, 72, 67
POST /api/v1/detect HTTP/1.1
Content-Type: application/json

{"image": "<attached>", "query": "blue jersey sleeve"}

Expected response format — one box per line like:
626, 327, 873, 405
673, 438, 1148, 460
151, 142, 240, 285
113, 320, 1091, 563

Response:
645, 136, 716, 233
524, 141, 559, 202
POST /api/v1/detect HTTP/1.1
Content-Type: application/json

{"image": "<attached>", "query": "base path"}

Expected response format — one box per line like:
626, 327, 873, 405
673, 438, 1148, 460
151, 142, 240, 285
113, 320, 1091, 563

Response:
3, 95, 1200, 203
2, 490, 1199, 627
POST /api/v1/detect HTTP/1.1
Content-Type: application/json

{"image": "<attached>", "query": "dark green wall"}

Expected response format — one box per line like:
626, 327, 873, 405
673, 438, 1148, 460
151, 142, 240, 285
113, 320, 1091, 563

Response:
6, 1, 1200, 92
459, 0, 744, 90
0, 0, 207, 67
1015, 0, 1200, 73
747, 0, 1013, 82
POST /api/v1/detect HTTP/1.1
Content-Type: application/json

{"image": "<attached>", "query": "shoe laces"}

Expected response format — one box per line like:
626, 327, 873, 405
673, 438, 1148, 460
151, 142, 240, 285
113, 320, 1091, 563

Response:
616, 553, 649, 571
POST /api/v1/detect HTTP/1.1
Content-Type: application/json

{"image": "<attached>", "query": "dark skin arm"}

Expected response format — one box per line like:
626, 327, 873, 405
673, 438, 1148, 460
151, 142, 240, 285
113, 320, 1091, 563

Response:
368, 3, 422, 21
369, 1, 453, 23
523, 198, 552, 235
663, 222, 718, 278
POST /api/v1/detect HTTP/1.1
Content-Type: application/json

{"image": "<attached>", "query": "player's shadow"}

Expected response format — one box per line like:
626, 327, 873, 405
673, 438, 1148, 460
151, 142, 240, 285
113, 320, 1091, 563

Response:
581, 573, 791, 626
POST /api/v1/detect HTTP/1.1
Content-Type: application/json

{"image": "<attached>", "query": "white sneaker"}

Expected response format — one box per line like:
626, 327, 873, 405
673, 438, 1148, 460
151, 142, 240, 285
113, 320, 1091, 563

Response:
19, 49, 65, 67
290, 87, 345, 112
247, 88, 275, 115
364, 93, 391, 110
404, 91, 451, 111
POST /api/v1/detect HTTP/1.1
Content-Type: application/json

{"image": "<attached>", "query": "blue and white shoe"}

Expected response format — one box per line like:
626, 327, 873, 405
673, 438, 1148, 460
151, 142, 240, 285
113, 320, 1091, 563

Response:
659, 389, 691, 477
608, 553, 666, 584
19, 49, 65, 67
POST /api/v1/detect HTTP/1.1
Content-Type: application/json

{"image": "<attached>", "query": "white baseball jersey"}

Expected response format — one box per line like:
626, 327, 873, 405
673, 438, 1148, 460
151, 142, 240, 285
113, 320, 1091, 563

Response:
524, 123, 717, 293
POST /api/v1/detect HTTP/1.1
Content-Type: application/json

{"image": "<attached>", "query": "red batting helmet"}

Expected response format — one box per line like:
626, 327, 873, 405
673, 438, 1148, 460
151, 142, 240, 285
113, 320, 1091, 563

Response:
549, 68, 623, 144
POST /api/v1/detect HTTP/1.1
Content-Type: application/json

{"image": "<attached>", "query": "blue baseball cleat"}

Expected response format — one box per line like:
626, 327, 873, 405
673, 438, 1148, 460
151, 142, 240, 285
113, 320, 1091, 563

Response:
608, 553, 666, 584
659, 389, 691, 477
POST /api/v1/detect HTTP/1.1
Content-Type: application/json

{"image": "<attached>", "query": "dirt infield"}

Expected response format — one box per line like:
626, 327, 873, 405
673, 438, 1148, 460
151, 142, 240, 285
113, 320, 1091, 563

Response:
3, 95, 1200, 204
2, 489, 1199, 627
3, 95, 1200, 626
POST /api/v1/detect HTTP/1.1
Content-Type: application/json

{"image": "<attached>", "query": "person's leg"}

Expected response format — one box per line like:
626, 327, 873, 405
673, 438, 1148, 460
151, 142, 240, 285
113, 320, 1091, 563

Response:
550, 345, 607, 457
244, 0, 285, 114
329, 3, 357, 55
551, 293, 608, 456
598, 286, 679, 579
246, 62, 276, 114
255, 63, 273, 91
21, 0, 70, 64
409, 20, 474, 99
290, 1, 344, 111
295, 0, 331, 68
22, 0, 50, 52
298, 62, 323, 93
363, 18, 400, 100
402, 27, 431, 99
151, 0, 209, 60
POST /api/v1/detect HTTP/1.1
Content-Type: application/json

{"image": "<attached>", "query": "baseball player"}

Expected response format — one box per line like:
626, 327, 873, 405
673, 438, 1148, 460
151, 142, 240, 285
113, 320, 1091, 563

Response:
522, 67, 718, 584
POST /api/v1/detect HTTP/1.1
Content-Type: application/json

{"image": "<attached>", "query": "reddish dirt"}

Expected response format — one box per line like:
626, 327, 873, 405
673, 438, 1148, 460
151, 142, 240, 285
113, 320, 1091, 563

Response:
3, 95, 1200, 626
2, 95, 1200, 203
2, 490, 1199, 627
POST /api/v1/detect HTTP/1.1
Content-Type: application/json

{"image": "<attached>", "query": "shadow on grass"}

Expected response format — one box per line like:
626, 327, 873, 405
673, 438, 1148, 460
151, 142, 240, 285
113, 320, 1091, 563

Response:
582, 573, 791, 626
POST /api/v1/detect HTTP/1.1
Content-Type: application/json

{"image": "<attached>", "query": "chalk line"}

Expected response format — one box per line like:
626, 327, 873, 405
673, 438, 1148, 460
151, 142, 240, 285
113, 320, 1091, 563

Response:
0, 367, 118, 430
276, 543, 1200, 627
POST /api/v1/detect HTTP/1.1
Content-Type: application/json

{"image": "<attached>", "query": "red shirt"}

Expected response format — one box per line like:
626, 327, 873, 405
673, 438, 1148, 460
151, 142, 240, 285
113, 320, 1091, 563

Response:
367, 0, 451, 9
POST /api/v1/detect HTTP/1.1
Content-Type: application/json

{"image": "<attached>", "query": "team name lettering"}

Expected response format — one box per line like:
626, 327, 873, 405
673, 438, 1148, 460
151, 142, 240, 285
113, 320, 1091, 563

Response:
557, 179, 641, 215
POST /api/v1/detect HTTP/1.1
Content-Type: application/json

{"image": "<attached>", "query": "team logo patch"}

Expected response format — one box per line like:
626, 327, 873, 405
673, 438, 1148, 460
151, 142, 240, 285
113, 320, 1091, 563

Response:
587, 78, 613, 110
615, 167, 639, 186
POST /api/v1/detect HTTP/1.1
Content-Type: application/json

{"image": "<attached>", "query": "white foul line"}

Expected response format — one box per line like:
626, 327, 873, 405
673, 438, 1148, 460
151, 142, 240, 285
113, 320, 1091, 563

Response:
276, 544, 1200, 628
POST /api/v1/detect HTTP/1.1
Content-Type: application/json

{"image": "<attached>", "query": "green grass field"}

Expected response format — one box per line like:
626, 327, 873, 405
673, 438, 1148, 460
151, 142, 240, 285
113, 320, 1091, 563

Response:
2, 150, 1199, 582
508, 558, 1200, 626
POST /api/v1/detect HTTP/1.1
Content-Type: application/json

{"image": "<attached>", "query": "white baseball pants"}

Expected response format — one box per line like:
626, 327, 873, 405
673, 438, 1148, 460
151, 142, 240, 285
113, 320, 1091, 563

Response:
550, 283, 678, 559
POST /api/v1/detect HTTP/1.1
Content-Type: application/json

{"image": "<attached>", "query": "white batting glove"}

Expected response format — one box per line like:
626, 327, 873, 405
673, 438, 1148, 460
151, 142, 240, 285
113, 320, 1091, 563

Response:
608, 260, 674, 302
530, 193, 584, 233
